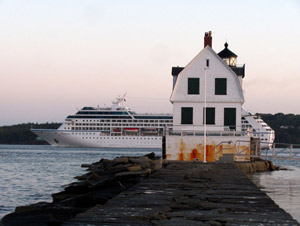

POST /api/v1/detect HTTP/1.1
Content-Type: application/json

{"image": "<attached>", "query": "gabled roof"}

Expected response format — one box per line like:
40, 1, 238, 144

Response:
172, 67, 184, 76
218, 42, 237, 58
170, 45, 244, 103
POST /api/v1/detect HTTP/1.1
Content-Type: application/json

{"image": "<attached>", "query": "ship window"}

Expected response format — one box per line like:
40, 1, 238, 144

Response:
215, 78, 227, 95
181, 107, 193, 124
203, 108, 215, 125
188, 78, 200, 95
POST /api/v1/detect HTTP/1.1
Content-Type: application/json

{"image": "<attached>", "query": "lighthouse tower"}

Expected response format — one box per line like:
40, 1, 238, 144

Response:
217, 42, 245, 88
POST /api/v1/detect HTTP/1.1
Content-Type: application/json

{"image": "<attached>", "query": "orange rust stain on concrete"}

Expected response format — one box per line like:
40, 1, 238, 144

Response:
233, 145, 251, 162
196, 144, 204, 161
206, 145, 215, 162
178, 140, 186, 161
189, 148, 202, 161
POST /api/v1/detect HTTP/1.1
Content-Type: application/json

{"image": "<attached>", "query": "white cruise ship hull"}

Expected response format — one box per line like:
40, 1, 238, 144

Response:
31, 129, 162, 148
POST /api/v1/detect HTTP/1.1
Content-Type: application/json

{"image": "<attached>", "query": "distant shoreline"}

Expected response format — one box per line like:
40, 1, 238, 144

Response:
1, 112, 300, 145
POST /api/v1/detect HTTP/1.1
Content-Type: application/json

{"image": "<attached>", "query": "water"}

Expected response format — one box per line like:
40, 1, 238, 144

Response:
0, 145, 161, 219
250, 158, 300, 223
0, 145, 300, 223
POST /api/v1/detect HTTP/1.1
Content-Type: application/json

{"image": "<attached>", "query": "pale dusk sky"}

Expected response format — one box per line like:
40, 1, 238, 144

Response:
0, 0, 299, 126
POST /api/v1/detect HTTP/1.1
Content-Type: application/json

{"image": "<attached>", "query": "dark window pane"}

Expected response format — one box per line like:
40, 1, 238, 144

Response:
203, 108, 215, 125
181, 107, 193, 124
215, 78, 227, 95
206, 59, 209, 67
224, 108, 236, 130
188, 78, 200, 94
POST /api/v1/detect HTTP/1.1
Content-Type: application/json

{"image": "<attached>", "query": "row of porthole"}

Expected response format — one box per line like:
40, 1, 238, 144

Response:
81, 137, 161, 140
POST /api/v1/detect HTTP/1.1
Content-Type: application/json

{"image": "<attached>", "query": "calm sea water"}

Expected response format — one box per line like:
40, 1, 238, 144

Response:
250, 158, 300, 223
0, 145, 300, 223
0, 145, 161, 219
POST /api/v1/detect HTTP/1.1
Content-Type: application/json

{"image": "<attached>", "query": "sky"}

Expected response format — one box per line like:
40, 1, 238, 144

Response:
0, 0, 299, 126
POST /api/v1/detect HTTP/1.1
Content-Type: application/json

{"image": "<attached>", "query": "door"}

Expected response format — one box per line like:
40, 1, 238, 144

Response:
224, 108, 236, 130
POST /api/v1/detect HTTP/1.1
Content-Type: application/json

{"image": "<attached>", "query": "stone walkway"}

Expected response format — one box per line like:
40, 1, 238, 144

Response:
64, 162, 299, 226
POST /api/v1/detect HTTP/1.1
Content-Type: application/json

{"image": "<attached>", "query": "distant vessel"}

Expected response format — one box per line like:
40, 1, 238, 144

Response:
31, 95, 172, 148
241, 107, 275, 149
31, 96, 275, 149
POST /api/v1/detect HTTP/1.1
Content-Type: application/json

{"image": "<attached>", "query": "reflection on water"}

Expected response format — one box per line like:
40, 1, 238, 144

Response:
0, 145, 161, 219
250, 164, 300, 223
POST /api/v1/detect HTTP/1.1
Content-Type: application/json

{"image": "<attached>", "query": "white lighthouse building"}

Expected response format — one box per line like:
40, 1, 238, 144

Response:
166, 32, 250, 162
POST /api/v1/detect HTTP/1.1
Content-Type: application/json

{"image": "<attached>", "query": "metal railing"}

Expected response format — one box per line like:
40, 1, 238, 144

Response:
166, 126, 247, 137
214, 140, 300, 161
261, 142, 300, 161
234, 140, 253, 157
213, 141, 233, 160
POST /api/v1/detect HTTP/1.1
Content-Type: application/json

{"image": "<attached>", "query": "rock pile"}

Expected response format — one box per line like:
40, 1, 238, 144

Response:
235, 160, 279, 174
1, 153, 162, 226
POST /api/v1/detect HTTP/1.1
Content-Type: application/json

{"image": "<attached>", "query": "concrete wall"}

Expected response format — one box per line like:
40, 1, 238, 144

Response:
166, 135, 251, 162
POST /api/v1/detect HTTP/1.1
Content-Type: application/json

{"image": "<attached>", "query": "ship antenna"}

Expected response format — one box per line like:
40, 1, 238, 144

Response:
122, 92, 127, 101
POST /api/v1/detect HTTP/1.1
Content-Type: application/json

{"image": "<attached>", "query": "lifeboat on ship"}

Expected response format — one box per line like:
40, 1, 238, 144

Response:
124, 128, 139, 133
142, 128, 158, 134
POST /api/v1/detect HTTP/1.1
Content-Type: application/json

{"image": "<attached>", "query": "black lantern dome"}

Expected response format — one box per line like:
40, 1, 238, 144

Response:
218, 42, 237, 67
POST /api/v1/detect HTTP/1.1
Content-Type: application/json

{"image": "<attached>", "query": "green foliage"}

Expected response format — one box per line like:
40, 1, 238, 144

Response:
258, 113, 300, 144
0, 123, 60, 145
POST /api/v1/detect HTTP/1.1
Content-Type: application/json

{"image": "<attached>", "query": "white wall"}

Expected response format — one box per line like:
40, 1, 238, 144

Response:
170, 46, 244, 132
170, 46, 244, 103
173, 102, 242, 131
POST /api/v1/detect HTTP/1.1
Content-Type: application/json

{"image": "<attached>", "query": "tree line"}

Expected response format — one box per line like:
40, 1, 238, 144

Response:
0, 123, 60, 145
257, 113, 300, 144
0, 113, 299, 145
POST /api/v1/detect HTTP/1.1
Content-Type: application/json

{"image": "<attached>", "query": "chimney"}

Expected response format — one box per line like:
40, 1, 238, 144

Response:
204, 31, 212, 48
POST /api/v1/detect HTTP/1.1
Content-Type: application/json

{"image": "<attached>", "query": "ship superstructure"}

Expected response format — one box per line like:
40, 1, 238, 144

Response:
241, 107, 275, 149
31, 96, 172, 148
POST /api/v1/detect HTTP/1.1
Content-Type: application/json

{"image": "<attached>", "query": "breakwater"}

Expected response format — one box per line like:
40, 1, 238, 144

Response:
1, 154, 299, 225
235, 159, 279, 174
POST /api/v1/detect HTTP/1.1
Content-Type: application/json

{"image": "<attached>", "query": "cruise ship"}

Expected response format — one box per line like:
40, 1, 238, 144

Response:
241, 107, 275, 149
31, 96, 172, 148
31, 96, 275, 149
